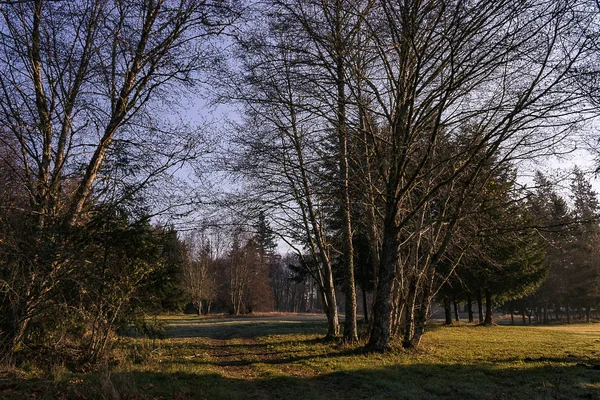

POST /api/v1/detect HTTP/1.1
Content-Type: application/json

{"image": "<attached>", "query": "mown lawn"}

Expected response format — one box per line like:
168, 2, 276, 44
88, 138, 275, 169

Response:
1, 315, 599, 399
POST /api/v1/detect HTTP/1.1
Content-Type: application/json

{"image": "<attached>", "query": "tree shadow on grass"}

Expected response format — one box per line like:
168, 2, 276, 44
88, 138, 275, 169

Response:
4, 363, 599, 400
161, 345, 367, 370
167, 318, 329, 340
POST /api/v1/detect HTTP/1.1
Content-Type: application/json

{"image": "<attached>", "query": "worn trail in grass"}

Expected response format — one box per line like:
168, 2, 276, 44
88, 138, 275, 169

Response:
2, 315, 600, 399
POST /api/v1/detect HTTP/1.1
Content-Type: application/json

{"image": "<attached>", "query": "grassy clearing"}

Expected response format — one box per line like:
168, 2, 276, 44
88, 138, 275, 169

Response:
1, 316, 599, 399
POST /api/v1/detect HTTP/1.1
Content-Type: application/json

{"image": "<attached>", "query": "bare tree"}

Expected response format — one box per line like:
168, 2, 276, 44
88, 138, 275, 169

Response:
355, 0, 592, 352
0, 0, 235, 362
183, 232, 218, 315
223, 7, 346, 335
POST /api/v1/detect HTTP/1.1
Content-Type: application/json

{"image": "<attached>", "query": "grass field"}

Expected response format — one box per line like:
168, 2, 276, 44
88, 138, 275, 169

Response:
1, 315, 599, 399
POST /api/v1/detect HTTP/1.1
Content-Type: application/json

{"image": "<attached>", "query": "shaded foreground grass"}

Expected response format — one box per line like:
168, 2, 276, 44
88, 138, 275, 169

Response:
1, 315, 599, 399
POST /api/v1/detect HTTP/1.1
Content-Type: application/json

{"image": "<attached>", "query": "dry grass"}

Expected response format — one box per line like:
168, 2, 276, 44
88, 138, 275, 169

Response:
2, 316, 599, 399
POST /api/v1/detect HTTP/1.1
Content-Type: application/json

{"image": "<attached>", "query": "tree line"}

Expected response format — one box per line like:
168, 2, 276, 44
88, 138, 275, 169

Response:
440, 168, 600, 326
178, 214, 326, 316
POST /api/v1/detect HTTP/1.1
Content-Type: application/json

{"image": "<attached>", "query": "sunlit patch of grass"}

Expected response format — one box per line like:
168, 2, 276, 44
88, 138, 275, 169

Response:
3, 318, 600, 399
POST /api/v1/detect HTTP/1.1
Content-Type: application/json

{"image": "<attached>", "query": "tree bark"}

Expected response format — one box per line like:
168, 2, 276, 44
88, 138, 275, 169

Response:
586, 306, 591, 323
320, 285, 340, 339
367, 218, 399, 352
467, 293, 474, 323
477, 290, 484, 323
406, 279, 432, 348
324, 274, 340, 339
410, 302, 429, 348
362, 285, 369, 324
401, 278, 419, 349
444, 297, 453, 325
484, 289, 493, 325
453, 297, 460, 322
337, 48, 358, 345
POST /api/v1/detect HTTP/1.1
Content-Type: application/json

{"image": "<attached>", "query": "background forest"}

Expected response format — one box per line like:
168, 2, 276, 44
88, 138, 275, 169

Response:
1, 0, 600, 372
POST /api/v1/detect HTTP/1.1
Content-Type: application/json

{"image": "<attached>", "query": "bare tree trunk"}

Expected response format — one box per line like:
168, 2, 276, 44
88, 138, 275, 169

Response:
320, 286, 339, 339
411, 306, 429, 347
484, 289, 493, 325
324, 268, 340, 339
466, 293, 474, 323
367, 219, 399, 352
392, 297, 406, 337
444, 297, 452, 325
401, 278, 420, 348
408, 279, 432, 348
586, 306, 591, 323
453, 297, 460, 322
362, 286, 369, 324
477, 290, 484, 323
391, 281, 406, 337
334, 20, 357, 345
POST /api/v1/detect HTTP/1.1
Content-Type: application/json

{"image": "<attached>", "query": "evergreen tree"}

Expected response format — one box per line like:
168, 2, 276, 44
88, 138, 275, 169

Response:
150, 227, 188, 312
568, 168, 600, 321
452, 165, 547, 325
528, 173, 574, 322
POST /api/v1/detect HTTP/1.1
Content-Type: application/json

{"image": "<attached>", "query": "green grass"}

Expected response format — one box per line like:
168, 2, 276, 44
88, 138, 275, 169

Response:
2, 316, 599, 399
